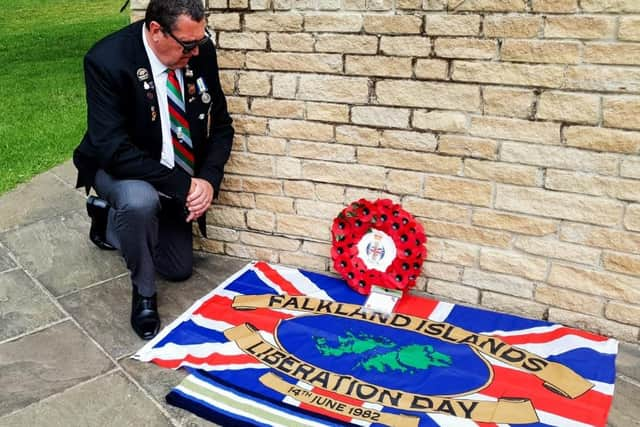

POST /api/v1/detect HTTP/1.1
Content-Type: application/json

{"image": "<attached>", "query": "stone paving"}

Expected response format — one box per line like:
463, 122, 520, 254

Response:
0, 160, 638, 426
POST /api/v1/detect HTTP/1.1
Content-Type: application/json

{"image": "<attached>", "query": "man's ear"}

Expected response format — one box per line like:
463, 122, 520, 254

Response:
148, 21, 163, 41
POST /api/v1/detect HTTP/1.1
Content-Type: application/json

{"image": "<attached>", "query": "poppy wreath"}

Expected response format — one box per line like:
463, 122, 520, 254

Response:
331, 198, 427, 295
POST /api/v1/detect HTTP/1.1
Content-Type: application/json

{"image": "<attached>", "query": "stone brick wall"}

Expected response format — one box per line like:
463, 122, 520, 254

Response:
132, 0, 640, 343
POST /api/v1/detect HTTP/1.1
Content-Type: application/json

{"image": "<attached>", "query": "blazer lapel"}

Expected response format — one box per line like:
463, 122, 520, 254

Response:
133, 26, 162, 148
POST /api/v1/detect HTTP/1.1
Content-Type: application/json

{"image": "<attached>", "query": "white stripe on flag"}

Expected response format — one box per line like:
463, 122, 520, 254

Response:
429, 301, 454, 321
515, 335, 618, 357
481, 324, 564, 336
270, 264, 334, 300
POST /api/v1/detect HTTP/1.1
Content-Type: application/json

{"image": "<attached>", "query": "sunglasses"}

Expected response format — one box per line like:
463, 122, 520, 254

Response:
164, 27, 211, 53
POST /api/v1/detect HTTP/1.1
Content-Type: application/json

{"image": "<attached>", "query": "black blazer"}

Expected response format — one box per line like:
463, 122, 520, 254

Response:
74, 20, 234, 234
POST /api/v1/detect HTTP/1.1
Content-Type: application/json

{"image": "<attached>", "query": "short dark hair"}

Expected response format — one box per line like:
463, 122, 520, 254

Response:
144, 0, 205, 31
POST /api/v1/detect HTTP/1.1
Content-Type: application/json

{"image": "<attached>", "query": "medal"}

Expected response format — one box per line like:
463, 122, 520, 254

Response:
201, 92, 211, 103
137, 68, 149, 81
196, 77, 208, 94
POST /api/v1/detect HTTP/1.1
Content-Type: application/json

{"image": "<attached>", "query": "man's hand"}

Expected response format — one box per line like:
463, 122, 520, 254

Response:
186, 178, 214, 222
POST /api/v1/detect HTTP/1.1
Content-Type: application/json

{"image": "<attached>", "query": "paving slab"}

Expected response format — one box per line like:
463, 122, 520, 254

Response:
0, 269, 65, 342
0, 371, 173, 427
120, 358, 219, 427
193, 252, 248, 284
48, 160, 81, 190
0, 172, 85, 233
0, 320, 115, 417
0, 211, 127, 297
0, 245, 16, 272
609, 376, 640, 427
617, 342, 640, 383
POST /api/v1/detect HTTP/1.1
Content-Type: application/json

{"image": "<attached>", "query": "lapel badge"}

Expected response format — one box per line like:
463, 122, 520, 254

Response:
137, 68, 150, 81
143, 81, 150, 90
198, 113, 205, 120
185, 67, 194, 77
147, 92, 155, 100
201, 92, 211, 104
188, 83, 196, 96
151, 106, 157, 122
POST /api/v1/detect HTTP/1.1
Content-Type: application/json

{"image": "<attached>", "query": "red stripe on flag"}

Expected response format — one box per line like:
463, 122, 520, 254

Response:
495, 327, 610, 345
312, 386, 364, 407
395, 294, 440, 319
482, 365, 611, 426
254, 261, 306, 296
193, 294, 292, 333
172, 135, 194, 162
152, 353, 258, 369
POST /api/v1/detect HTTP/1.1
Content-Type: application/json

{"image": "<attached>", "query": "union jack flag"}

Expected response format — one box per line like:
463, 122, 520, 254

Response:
134, 261, 617, 427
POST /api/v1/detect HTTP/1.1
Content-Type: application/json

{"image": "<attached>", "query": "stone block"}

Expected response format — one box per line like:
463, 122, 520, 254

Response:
306, 102, 350, 123
535, 284, 604, 315
537, 91, 600, 124
304, 14, 363, 32
279, 251, 328, 271
208, 205, 247, 229
240, 231, 300, 250
218, 32, 267, 50
565, 126, 640, 154
481, 291, 547, 319
544, 15, 616, 39
252, 99, 304, 119
484, 15, 541, 38
290, 140, 356, 161
446, 0, 526, 12
565, 65, 640, 92
315, 183, 345, 203
386, 170, 423, 195
336, 125, 380, 146
427, 238, 477, 267
232, 115, 268, 135
548, 308, 638, 341
298, 75, 370, 103
276, 156, 302, 178
424, 175, 492, 206
560, 222, 640, 255
531, 0, 577, 12
482, 86, 535, 119
545, 169, 640, 203
302, 160, 387, 188
402, 197, 470, 223
238, 71, 271, 96
464, 158, 539, 185
425, 14, 480, 36
500, 141, 618, 175
226, 152, 273, 176
603, 96, 640, 130
480, 248, 547, 281
413, 110, 467, 132
270, 118, 334, 141
422, 219, 512, 247
434, 37, 496, 59
296, 199, 343, 219
462, 268, 534, 298
272, 73, 297, 99
548, 263, 640, 304
247, 209, 275, 231
414, 59, 449, 80
376, 79, 481, 111
218, 191, 256, 208
284, 180, 315, 198
585, 42, 640, 66
471, 209, 557, 236
226, 243, 279, 262
428, 279, 479, 304
351, 106, 411, 128
603, 251, 640, 276
471, 116, 560, 144
515, 235, 601, 265
605, 301, 640, 326
495, 184, 623, 227
626, 204, 640, 232
244, 13, 303, 31
246, 52, 342, 73
580, 0, 640, 12
276, 214, 331, 240
242, 176, 283, 194
346, 55, 413, 77
619, 16, 640, 41
437, 135, 496, 160
423, 261, 462, 282
247, 136, 287, 155
452, 60, 564, 88
269, 32, 314, 52
358, 147, 462, 174
255, 194, 295, 213
380, 36, 430, 57
314, 34, 378, 54
363, 15, 422, 34
380, 129, 437, 152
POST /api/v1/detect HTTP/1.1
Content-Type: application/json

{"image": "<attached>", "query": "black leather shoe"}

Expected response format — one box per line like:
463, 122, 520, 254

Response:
86, 196, 116, 250
131, 286, 160, 340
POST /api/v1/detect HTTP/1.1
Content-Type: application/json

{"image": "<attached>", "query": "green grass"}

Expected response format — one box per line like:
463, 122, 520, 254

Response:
0, 0, 129, 194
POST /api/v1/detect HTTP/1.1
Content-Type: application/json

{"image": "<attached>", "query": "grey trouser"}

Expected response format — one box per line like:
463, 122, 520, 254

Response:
94, 169, 193, 297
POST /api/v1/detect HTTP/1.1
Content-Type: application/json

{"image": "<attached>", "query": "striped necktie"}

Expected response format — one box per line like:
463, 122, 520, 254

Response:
166, 69, 194, 175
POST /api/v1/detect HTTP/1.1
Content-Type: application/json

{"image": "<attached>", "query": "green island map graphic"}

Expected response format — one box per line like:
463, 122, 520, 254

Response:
313, 331, 453, 374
